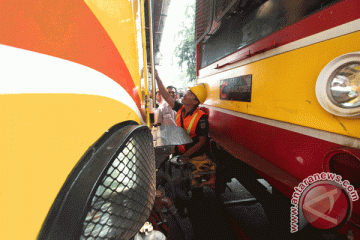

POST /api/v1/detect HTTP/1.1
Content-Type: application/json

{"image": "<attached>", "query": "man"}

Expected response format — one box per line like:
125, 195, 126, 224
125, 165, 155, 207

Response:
155, 88, 163, 108
153, 88, 163, 125
155, 86, 177, 126
154, 69, 215, 188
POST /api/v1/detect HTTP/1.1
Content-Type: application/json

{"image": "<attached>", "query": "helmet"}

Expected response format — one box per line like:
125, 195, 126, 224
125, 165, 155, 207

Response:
189, 83, 207, 104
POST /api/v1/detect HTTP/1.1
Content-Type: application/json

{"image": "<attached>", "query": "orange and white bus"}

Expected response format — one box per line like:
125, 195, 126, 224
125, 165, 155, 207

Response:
0, 0, 156, 239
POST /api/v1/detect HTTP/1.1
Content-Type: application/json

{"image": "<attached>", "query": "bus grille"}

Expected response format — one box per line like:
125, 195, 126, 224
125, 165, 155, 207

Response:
81, 130, 155, 240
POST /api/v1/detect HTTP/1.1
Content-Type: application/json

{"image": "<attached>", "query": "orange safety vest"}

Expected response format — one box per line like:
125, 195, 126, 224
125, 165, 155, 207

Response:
176, 106, 205, 154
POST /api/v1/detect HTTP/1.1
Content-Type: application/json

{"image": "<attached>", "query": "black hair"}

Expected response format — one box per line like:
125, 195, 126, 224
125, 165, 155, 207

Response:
166, 85, 177, 94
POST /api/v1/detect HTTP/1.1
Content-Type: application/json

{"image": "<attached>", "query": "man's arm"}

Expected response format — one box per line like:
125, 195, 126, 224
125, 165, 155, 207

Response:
154, 69, 175, 108
182, 136, 206, 158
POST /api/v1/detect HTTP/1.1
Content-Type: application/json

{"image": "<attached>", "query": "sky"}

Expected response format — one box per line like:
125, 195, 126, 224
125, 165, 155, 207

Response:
157, 0, 195, 89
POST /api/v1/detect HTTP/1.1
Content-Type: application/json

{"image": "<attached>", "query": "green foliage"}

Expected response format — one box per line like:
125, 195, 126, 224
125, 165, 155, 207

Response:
174, 2, 196, 83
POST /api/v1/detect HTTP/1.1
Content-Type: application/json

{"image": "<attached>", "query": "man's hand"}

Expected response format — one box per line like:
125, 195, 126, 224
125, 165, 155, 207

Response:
182, 136, 206, 158
180, 155, 190, 163
153, 68, 175, 108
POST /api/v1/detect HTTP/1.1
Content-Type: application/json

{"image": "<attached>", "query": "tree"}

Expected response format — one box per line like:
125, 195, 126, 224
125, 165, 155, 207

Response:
174, 2, 196, 84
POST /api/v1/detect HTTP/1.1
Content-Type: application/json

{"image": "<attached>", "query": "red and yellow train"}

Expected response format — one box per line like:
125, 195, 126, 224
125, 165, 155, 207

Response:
196, 0, 360, 238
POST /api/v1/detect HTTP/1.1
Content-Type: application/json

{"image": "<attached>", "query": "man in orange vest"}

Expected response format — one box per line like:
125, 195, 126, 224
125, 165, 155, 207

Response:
154, 69, 216, 189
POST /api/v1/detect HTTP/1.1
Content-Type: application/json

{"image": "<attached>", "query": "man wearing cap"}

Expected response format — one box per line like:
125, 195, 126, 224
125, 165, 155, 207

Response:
154, 70, 215, 189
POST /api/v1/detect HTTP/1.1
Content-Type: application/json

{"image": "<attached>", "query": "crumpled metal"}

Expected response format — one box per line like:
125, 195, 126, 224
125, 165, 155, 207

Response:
152, 125, 193, 147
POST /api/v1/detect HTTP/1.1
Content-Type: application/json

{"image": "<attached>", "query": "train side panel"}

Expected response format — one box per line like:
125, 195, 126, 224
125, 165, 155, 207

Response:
197, 0, 360, 235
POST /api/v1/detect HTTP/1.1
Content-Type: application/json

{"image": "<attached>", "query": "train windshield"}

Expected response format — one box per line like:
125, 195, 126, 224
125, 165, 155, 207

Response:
197, 0, 341, 68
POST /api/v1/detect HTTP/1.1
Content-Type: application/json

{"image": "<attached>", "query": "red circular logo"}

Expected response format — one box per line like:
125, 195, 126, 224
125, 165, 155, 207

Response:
301, 181, 350, 229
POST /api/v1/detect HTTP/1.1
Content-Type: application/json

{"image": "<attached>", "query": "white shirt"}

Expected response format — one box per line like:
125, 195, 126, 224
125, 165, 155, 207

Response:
156, 101, 177, 126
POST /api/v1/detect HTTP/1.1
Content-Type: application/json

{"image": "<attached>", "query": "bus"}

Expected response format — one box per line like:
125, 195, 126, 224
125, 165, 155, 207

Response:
195, 0, 360, 238
0, 0, 156, 239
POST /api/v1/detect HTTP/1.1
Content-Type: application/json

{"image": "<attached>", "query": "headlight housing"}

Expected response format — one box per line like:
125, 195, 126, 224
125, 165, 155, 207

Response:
316, 52, 360, 117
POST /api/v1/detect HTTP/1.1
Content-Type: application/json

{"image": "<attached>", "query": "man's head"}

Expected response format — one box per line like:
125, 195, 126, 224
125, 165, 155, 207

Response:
184, 83, 207, 107
166, 86, 177, 100
182, 89, 201, 108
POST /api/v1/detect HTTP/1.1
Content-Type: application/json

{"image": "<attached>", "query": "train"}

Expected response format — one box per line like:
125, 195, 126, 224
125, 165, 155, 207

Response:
195, 0, 360, 238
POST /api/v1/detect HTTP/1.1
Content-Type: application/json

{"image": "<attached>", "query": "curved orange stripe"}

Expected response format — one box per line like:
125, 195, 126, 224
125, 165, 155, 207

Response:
0, 0, 141, 108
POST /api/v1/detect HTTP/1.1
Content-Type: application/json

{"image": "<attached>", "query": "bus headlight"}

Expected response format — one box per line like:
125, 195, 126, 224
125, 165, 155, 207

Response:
316, 52, 360, 117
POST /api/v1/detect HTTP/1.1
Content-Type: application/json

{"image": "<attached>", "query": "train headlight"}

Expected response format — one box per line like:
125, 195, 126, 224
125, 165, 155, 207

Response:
329, 63, 360, 107
316, 52, 360, 117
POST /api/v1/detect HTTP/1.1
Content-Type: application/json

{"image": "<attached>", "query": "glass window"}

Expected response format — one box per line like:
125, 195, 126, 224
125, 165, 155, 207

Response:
199, 0, 340, 68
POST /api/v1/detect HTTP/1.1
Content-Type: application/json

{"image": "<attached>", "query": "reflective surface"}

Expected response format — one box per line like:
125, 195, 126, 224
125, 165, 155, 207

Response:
152, 125, 193, 147
329, 62, 360, 108
199, 0, 340, 67
169, 155, 186, 166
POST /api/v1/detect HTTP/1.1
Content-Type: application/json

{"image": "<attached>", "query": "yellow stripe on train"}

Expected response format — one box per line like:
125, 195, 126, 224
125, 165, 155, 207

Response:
203, 30, 360, 139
